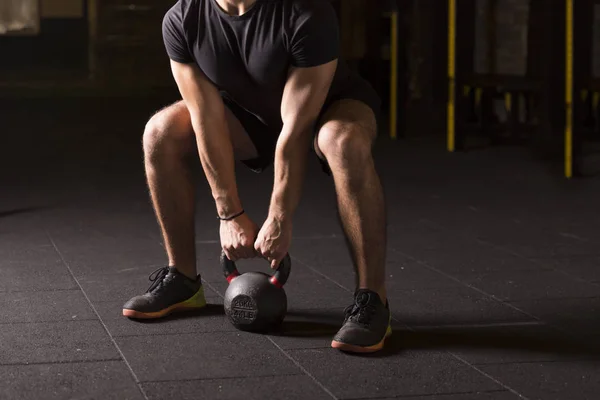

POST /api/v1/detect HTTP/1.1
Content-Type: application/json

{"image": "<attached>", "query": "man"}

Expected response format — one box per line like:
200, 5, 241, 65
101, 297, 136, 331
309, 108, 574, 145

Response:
123, 0, 390, 353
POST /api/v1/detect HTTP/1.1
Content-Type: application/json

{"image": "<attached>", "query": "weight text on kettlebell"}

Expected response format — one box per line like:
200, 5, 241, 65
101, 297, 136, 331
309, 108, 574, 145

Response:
230, 295, 257, 323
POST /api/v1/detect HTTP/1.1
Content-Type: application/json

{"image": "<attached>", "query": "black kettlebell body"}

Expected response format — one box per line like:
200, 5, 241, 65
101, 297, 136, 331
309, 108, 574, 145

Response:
224, 272, 287, 331
221, 252, 292, 333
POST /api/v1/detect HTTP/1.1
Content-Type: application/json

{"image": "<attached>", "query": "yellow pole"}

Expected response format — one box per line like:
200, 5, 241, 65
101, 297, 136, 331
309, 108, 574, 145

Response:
565, 0, 573, 178
390, 11, 398, 139
447, 0, 456, 151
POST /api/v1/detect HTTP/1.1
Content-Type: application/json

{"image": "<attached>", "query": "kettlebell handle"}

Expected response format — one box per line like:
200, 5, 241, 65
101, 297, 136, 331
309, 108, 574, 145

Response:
220, 251, 292, 288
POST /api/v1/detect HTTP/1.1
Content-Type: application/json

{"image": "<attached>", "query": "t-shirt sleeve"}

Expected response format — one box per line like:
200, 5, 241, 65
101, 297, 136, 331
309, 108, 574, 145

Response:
289, 2, 340, 68
162, 3, 193, 63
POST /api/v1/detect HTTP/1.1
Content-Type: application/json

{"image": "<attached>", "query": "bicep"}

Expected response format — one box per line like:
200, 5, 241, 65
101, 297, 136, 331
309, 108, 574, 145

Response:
281, 60, 337, 126
283, 2, 339, 126
170, 61, 224, 119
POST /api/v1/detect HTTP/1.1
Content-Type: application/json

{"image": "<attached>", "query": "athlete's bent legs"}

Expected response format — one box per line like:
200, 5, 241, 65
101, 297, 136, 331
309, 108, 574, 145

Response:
315, 99, 390, 353
122, 100, 258, 319
143, 100, 258, 279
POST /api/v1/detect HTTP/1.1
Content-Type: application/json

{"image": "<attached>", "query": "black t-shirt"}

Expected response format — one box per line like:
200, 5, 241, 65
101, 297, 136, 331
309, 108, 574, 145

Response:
162, 0, 367, 130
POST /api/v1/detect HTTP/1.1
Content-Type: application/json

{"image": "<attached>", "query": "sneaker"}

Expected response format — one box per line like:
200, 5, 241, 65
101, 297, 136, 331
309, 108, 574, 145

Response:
331, 289, 392, 353
122, 266, 207, 319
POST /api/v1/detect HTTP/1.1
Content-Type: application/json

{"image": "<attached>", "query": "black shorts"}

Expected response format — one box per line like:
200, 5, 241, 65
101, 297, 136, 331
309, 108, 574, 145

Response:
221, 78, 381, 175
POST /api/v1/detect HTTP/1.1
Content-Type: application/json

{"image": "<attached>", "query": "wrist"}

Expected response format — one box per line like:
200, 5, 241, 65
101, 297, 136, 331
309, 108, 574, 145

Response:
215, 195, 242, 218
218, 209, 245, 221
268, 206, 293, 223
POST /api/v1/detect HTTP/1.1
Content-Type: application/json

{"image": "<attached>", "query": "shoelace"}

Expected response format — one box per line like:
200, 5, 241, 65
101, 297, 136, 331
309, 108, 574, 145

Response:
146, 266, 170, 293
344, 302, 377, 326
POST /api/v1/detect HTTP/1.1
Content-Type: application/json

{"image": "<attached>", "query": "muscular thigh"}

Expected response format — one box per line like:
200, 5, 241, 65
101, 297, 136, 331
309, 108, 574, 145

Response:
151, 100, 258, 161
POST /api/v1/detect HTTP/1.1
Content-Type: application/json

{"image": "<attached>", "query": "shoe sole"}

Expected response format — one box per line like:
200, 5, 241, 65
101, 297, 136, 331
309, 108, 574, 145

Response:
331, 325, 393, 354
122, 287, 207, 319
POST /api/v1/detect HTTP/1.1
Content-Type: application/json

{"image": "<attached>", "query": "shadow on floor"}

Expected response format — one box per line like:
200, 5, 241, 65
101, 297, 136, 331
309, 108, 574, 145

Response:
400, 325, 600, 359
272, 309, 600, 359
116, 305, 600, 359
0, 206, 47, 219
279, 309, 344, 335
130, 304, 226, 324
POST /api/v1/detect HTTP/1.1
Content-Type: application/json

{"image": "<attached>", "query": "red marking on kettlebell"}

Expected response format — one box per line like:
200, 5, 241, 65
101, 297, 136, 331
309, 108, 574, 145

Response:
226, 271, 240, 283
269, 276, 283, 288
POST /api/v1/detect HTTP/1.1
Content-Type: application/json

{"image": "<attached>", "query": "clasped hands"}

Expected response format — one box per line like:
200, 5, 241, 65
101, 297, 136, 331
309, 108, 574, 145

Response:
220, 212, 291, 269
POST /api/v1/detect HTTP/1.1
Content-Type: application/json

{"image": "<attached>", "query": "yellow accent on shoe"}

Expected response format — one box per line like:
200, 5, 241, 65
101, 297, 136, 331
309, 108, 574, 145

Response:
122, 286, 207, 319
180, 285, 207, 308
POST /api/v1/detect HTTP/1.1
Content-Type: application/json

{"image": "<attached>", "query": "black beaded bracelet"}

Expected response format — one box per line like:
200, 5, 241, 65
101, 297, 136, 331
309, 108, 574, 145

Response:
218, 209, 245, 221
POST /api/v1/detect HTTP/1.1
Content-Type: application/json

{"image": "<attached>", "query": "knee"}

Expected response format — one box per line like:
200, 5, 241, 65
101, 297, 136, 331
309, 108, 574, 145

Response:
317, 122, 374, 167
143, 107, 192, 161
143, 114, 180, 155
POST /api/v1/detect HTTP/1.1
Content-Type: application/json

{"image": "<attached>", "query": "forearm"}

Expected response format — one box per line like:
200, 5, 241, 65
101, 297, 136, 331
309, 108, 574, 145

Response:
169, 61, 242, 218
269, 123, 313, 219
191, 113, 242, 218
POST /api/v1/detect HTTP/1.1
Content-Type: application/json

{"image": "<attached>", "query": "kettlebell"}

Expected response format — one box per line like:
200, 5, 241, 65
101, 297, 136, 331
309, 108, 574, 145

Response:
221, 251, 292, 333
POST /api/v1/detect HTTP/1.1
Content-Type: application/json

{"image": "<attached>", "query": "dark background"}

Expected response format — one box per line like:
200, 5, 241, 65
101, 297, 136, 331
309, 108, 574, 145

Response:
0, 0, 599, 170
3, 3, 600, 400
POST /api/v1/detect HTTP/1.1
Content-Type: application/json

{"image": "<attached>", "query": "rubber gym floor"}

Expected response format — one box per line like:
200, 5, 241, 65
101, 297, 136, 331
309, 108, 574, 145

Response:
2, 97, 600, 400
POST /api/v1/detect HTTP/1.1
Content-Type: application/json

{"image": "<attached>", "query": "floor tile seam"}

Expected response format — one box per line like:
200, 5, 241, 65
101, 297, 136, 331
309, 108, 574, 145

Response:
488, 294, 600, 303
506, 295, 600, 304
448, 353, 531, 400
0, 318, 99, 325
114, 335, 333, 351
531, 254, 600, 261
198, 279, 338, 400
110, 329, 240, 339
467, 357, 600, 367
348, 389, 510, 400
388, 290, 600, 303
46, 231, 150, 400
388, 230, 600, 340
419, 218, 600, 287
387, 248, 543, 322
266, 337, 339, 400
168, 239, 528, 398
403, 319, 531, 399
290, 255, 544, 332
0, 358, 123, 367
443, 266, 554, 275
0, 288, 80, 293
289, 256, 414, 333
289, 256, 360, 294
293, 253, 530, 399
406, 321, 546, 331
139, 372, 306, 384
200, 280, 226, 299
